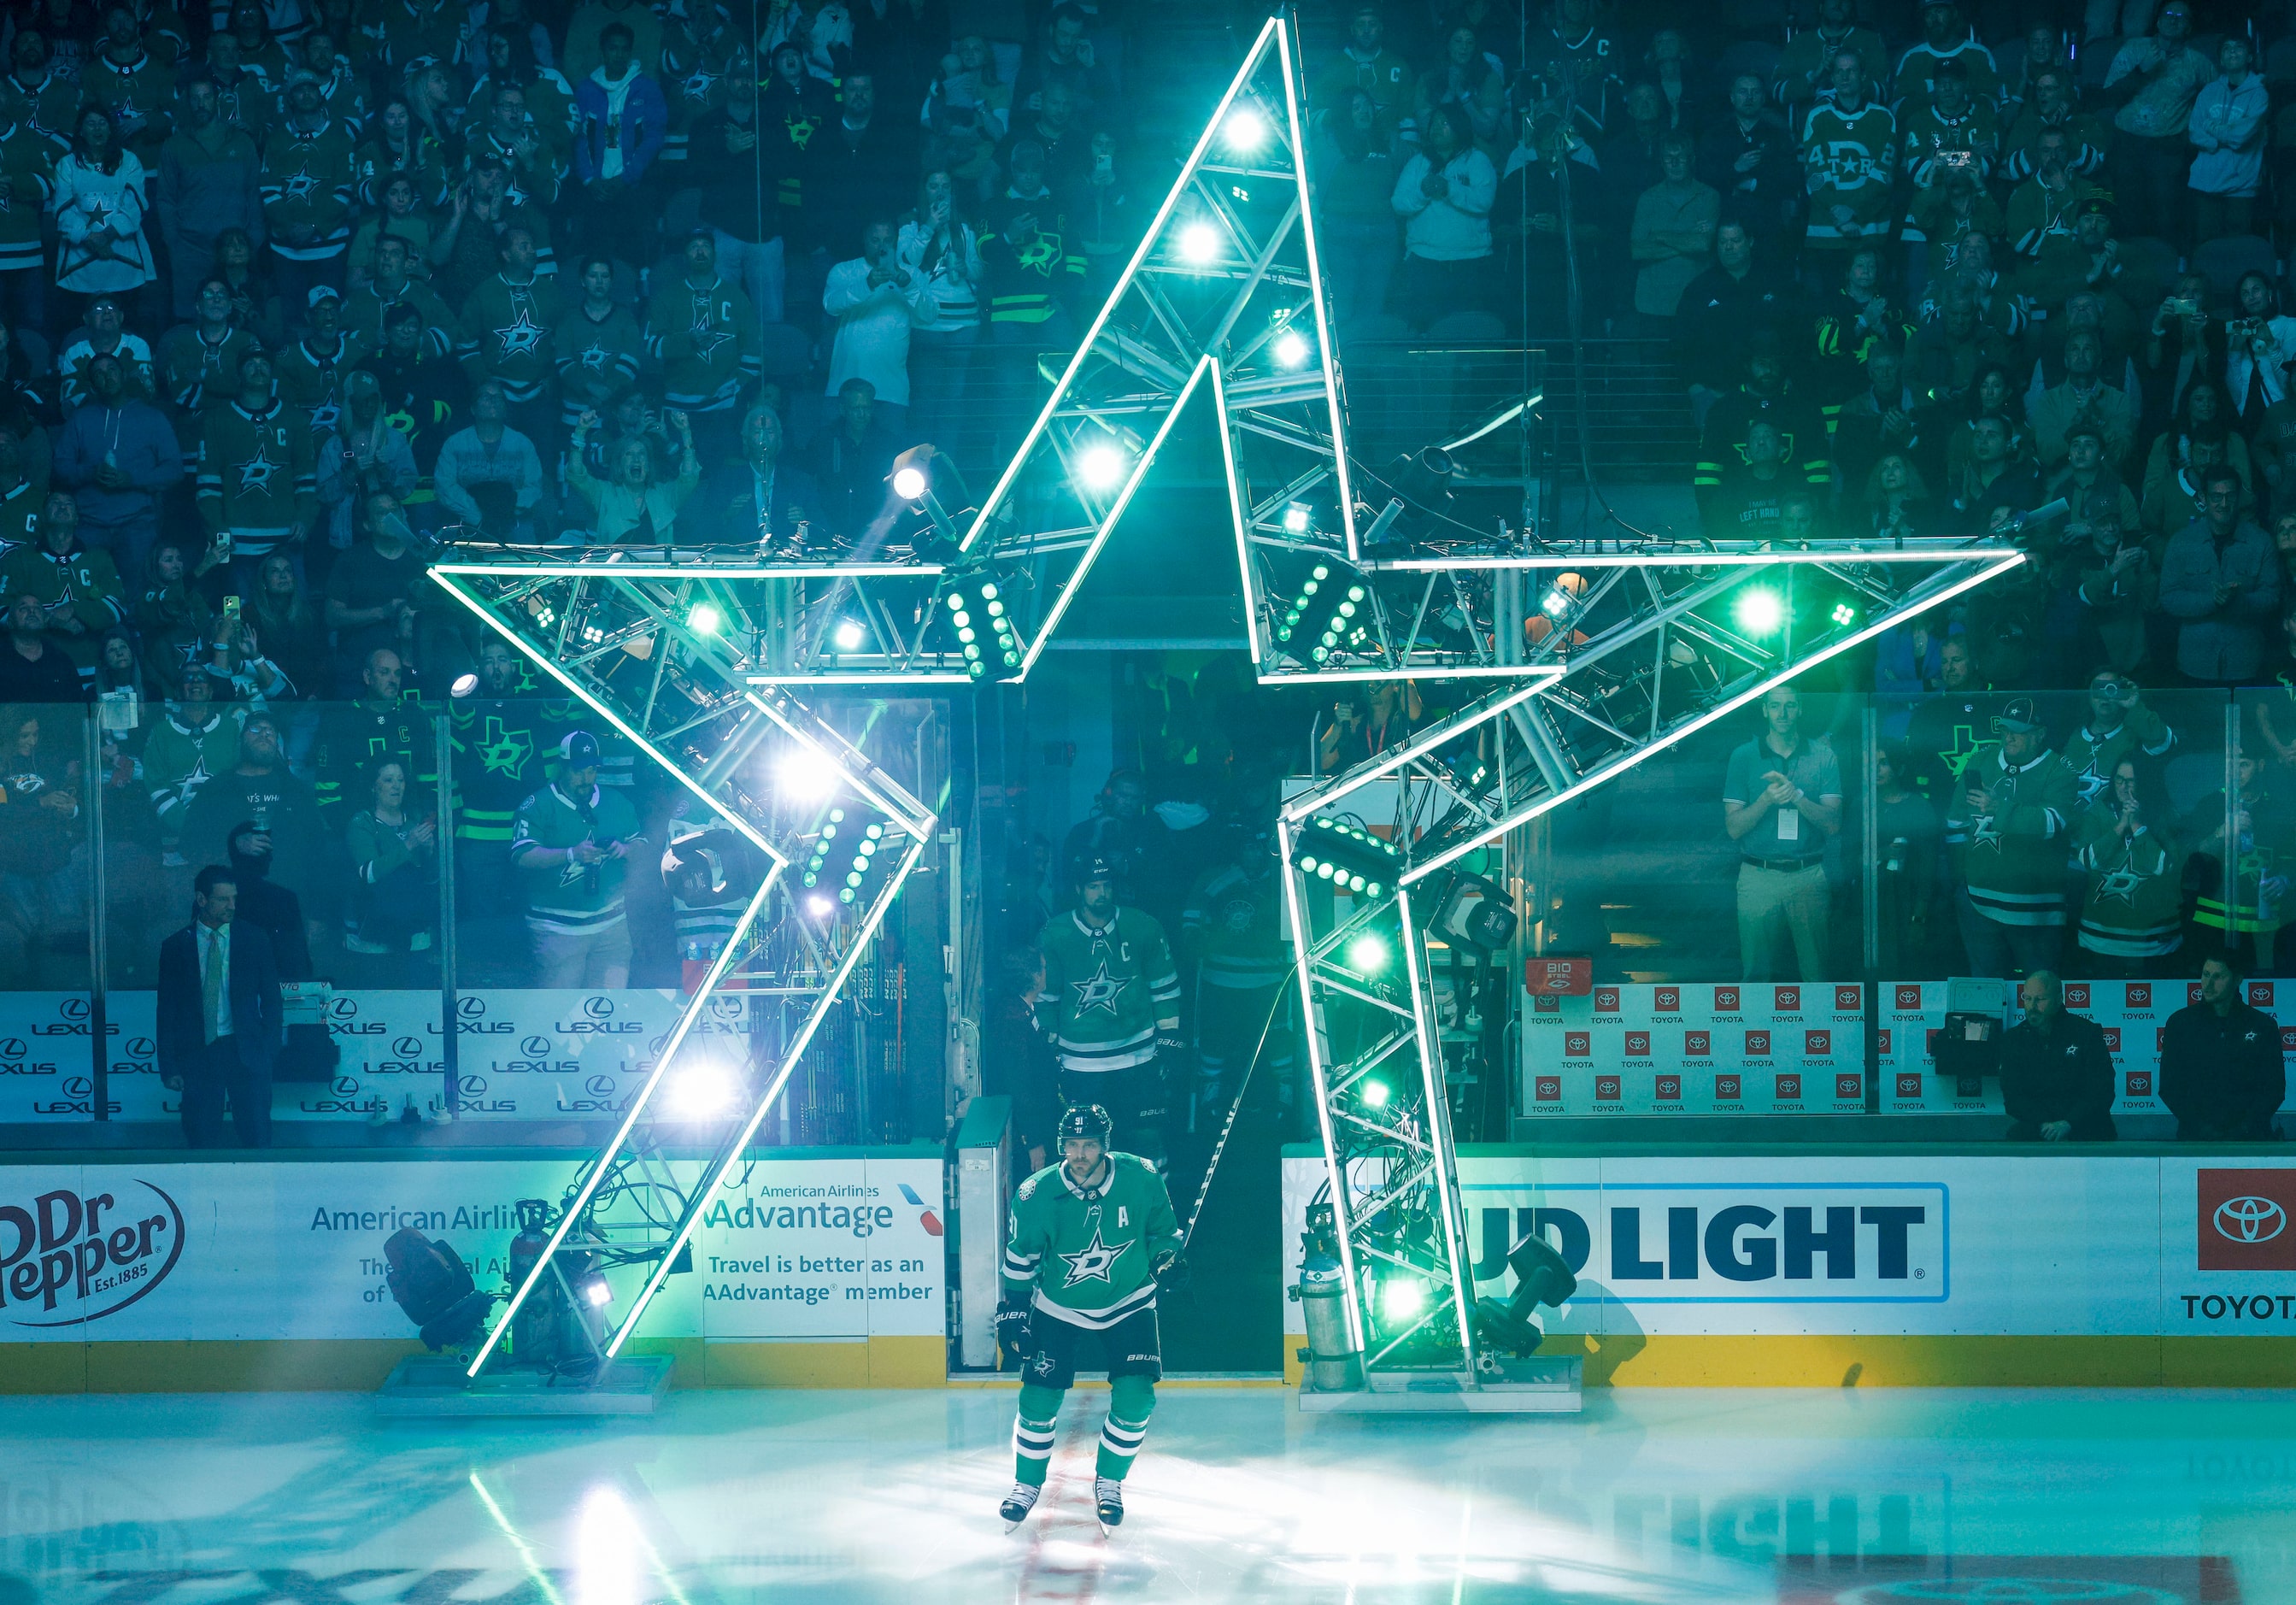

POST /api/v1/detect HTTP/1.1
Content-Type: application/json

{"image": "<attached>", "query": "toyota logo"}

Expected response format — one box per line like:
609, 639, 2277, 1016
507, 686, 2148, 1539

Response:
583, 997, 615, 1020
2215, 1196, 2287, 1243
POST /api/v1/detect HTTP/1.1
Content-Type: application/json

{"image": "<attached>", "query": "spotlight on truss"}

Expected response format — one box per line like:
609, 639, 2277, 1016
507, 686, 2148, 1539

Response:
687, 602, 723, 636
891, 465, 928, 502
1734, 586, 1785, 638
1224, 106, 1266, 151
776, 748, 839, 802
1076, 442, 1129, 492
1178, 221, 1220, 264
666, 1057, 737, 1120
832, 617, 866, 651
1271, 327, 1310, 368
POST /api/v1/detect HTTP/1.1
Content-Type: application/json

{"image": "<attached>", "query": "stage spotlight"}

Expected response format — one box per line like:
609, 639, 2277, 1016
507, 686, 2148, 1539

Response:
1397, 444, 1454, 509
807, 892, 834, 917
891, 464, 928, 502
1077, 442, 1129, 491
1382, 1275, 1425, 1322
1733, 586, 1784, 638
450, 673, 479, 698
667, 1058, 737, 1119
1430, 871, 1518, 950
687, 602, 723, 636
1271, 328, 1310, 368
1223, 106, 1265, 151
777, 749, 838, 802
580, 1274, 612, 1308
1283, 503, 1311, 533
1830, 601, 1859, 628
1360, 1078, 1390, 1110
1179, 222, 1219, 263
1347, 932, 1389, 973
832, 617, 866, 650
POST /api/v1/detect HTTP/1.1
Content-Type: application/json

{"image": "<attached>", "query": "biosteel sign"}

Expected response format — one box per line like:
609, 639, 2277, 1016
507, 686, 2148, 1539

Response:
0, 1179, 184, 1325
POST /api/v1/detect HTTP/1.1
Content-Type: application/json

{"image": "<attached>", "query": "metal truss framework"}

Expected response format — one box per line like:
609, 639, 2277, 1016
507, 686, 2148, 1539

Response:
429, 566, 935, 1378
427, 15, 2027, 1391
1277, 544, 2022, 1379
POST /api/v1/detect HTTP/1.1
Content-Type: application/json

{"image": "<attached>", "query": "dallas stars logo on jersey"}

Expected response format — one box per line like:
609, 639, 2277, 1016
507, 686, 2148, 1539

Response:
1058, 1228, 1130, 1287
477, 716, 533, 776
496, 306, 544, 358
238, 444, 278, 493
1071, 958, 1130, 1017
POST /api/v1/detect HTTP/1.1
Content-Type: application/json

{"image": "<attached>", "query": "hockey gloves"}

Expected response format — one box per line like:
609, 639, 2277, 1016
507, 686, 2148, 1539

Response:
994, 1299, 1034, 1370
1152, 1249, 1190, 1293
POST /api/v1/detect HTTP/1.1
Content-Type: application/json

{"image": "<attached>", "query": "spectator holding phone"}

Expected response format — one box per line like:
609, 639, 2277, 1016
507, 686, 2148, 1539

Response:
511, 730, 643, 987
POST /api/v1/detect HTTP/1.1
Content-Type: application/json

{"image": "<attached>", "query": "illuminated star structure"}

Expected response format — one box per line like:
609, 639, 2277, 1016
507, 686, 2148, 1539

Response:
433, 14, 2023, 1399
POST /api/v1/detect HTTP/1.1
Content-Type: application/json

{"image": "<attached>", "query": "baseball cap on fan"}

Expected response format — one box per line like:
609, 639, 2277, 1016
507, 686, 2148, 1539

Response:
1995, 697, 2043, 735
556, 731, 602, 775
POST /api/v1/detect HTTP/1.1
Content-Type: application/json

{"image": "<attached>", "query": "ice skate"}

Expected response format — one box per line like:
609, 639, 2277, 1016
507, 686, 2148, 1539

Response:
999, 1482, 1040, 1530
1095, 1476, 1124, 1531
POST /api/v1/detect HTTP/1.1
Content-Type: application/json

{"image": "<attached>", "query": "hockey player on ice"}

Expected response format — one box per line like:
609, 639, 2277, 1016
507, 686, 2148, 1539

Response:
995, 1102, 1184, 1532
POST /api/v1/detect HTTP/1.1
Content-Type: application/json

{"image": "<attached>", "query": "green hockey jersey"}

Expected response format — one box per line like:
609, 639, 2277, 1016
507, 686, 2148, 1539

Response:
2076, 813, 2181, 958
643, 273, 759, 414
1947, 743, 2077, 927
2061, 705, 2175, 811
1181, 861, 1289, 991
196, 398, 316, 558
449, 690, 565, 844
1036, 907, 1180, 1074
457, 273, 567, 404
1001, 1153, 1182, 1331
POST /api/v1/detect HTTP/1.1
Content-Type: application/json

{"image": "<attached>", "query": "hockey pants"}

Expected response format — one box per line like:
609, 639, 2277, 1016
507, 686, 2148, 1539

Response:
1012, 1374, 1155, 1486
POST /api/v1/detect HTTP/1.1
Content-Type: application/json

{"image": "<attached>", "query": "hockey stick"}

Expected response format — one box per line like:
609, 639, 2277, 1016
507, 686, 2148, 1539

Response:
1177, 981, 1292, 1253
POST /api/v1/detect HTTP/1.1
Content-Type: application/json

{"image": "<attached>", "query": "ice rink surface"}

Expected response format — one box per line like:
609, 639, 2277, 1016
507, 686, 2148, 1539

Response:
3, 1386, 2293, 1603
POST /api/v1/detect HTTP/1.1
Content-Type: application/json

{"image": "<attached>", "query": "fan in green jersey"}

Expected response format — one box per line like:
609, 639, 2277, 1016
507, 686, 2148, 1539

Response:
995, 1102, 1183, 1534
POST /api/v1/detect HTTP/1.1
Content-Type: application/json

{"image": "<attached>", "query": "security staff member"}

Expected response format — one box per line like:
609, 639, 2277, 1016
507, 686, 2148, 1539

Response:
1999, 969, 2117, 1142
2160, 950, 2286, 1141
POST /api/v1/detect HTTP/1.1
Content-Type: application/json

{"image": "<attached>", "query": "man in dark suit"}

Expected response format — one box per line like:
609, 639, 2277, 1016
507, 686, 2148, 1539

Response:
1999, 969, 2117, 1143
157, 865, 284, 1148
693, 405, 823, 547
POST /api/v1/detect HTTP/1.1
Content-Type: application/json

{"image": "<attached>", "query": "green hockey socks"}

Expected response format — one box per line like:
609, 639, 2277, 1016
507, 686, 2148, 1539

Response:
1013, 1383, 1061, 1486
1095, 1374, 1155, 1482
1012, 1377, 1157, 1485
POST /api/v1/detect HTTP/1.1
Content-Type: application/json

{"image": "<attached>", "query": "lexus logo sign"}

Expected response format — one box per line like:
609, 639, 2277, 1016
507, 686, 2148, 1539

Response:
2215, 1196, 2287, 1244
